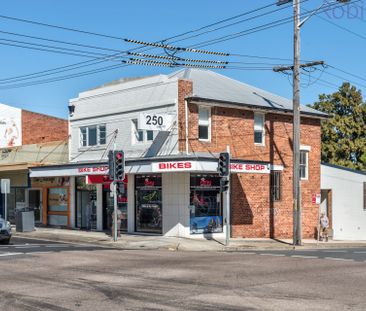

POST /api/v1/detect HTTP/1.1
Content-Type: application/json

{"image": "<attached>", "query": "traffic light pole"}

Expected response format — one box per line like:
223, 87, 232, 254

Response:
225, 145, 231, 246
113, 143, 118, 242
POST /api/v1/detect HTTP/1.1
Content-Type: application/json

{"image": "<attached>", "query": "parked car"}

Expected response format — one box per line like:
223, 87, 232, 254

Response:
0, 217, 11, 244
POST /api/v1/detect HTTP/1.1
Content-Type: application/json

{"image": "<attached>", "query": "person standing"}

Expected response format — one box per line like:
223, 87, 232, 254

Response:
320, 212, 329, 242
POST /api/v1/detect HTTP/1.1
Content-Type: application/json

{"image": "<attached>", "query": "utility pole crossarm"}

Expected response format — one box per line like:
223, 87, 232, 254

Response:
273, 61, 325, 72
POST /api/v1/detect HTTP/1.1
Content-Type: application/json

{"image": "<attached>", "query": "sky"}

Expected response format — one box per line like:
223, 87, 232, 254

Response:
0, 0, 365, 119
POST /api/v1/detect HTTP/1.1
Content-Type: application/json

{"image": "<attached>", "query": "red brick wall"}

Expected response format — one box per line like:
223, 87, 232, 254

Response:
178, 79, 321, 239
22, 110, 68, 145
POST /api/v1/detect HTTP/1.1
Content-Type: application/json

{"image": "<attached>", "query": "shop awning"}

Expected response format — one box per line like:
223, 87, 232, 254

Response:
29, 155, 283, 178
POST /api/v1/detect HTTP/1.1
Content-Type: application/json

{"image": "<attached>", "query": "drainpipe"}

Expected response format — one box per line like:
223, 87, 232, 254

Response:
185, 100, 189, 155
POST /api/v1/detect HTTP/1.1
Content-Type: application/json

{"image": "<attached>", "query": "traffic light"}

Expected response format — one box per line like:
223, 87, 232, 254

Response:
220, 177, 230, 192
108, 150, 115, 180
114, 150, 125, 182
218, 152, 230, 177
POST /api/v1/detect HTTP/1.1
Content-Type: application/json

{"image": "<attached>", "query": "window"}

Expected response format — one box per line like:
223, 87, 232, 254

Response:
198, 106, 211, 141
147, 130, 154, 141
79, 124, 106, 147
131, 119, 154, 144
254, 113, 265, 145
300, 150, 309, 180
270, 171, 281, 202
132, 119, 143, 143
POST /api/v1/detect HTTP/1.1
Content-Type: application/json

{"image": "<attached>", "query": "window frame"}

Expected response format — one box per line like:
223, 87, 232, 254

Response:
198, 106, 211, 142
131, 119, 154, 144
79, 124, 107, 148
270, 171, 282, 202
300, 150, 309, 180
254, 112, 265, 146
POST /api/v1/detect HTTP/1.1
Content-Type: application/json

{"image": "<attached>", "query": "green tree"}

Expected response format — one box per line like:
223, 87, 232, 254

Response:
310, 82, 366, 171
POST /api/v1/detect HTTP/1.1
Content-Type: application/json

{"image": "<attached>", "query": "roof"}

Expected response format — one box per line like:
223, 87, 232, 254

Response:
74, 68, 326, 118
321, 162, 366, 176
170, 69, 327, 117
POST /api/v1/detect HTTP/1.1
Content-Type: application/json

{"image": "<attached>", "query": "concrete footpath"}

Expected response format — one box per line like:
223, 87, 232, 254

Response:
12, 227, 366, 252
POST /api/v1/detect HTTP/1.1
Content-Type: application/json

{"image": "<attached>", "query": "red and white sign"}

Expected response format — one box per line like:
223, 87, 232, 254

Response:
230, 163, 270, 174
152, 161, 197, 172
78, 165, 109, 175
312, 193, 321, 204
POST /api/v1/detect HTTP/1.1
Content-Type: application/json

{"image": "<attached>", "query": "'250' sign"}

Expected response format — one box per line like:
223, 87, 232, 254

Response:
138, 112, 174, 131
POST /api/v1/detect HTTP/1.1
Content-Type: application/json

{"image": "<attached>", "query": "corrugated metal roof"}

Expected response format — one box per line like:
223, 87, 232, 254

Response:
0, 140, 68, 167
170, 69, 326, 116
73, 68, 326, 117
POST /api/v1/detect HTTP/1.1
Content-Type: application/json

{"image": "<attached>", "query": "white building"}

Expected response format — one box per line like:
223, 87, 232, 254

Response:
30, 69, 324, 239
321, 163, 366, 240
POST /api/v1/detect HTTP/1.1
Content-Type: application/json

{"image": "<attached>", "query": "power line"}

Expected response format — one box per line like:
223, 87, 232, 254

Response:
0, 14, 124, 40
0, 29, 122, 53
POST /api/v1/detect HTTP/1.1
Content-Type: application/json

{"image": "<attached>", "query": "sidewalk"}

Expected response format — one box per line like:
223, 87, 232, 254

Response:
12, 227, 366, 252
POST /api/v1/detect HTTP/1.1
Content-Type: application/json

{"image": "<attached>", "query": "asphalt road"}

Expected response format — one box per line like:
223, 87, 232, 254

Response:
1, 237, 366, 311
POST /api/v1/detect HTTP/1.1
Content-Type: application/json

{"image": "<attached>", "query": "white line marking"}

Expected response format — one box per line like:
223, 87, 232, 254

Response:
324, 257, 354, 262
29, 251, 51, 255
322, 250, 348, 253
239, 252, 256, 255
291, 255, 318, 259
354, 251, 366, 254
45, 245, 69, 248
15, 246, 41, 249
0, 252, 23, 257
259, 253, 285, 257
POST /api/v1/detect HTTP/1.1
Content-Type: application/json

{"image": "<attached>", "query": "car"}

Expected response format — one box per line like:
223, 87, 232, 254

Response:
0, 217, 11, 244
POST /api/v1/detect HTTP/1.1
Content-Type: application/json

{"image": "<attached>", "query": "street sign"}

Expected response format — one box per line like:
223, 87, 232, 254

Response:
1, 179, 10, 194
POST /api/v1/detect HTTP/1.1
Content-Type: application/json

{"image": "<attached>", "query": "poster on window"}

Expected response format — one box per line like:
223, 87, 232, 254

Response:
138, 112, 173, 131
0, 104, 22, 148
190, 216, 223, 234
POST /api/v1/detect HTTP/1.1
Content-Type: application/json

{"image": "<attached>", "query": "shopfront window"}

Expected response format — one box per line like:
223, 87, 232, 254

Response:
190, 174, 222, 234
135, 175, 162, 234
47, 188, 68, 226
76, 177, 97, 230
103, 181, 128, 232
2, 188, 26, 224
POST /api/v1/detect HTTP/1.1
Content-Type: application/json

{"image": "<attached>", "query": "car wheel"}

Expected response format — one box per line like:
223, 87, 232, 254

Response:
2, 238, 10, 245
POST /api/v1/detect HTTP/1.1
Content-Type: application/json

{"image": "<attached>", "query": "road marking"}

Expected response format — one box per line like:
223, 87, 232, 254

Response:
239, 252, 256, 255
322, 250, 348, 253
29, 251, 51, 255
15, 246, 41, 249
324, 257, 354, 262
45, 245, 69, 248
291, 255, 318, 259
259, 253, 285, 257
353, 251, 366, 254
0, 252, 23, 257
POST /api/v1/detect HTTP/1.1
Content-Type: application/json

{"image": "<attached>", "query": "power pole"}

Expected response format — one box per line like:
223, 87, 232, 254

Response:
275, 0, 348, 246
293, 0, 301, 246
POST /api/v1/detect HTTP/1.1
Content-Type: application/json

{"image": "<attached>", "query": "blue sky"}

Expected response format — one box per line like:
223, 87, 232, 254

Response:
0, 0, 365, 119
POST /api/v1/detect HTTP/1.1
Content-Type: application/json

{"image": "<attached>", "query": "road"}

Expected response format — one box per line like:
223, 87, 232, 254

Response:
1, 237, 366, 311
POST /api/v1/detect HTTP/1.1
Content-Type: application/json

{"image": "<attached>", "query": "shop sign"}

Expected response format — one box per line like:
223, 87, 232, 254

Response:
77, 165, 109, 175
230, 163, 270, 174
152, 161, 196, 172
138, 112, 174, 131
31, 177, 70, 188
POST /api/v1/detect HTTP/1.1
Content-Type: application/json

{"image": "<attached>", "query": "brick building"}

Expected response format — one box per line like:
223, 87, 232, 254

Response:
30, 69, 325, 239
0, 103, 68, 224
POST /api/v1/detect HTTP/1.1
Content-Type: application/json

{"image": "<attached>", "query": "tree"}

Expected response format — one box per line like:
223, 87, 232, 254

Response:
310, 82, 366, 171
